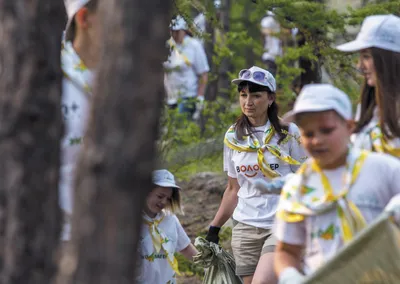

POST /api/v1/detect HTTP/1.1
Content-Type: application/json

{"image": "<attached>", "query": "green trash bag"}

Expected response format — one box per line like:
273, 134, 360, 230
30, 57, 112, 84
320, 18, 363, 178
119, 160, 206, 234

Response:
193, 237, 243, 284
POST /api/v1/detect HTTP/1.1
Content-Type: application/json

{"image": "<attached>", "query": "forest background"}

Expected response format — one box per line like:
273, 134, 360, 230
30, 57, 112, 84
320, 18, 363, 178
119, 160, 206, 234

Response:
164, 0, 400, 283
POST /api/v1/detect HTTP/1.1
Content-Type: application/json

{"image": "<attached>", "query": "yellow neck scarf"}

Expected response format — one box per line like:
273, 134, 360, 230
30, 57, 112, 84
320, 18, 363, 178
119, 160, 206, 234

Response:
224, 122, 301, 179
61, 41, 93, 96
143, 212, 180, 275
277, 148, 368, 243
167, 38, 191, 67
370, 125, 400, 157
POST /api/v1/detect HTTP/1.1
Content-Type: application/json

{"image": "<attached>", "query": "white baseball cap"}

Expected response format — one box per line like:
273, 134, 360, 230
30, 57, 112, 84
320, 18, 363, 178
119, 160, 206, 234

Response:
153, 169, 180, 189
336, 14, 400, 53
232, 66, 277, 92
170, 15, 188, 31
284, 84, 352, 122
64, 0, 91, 41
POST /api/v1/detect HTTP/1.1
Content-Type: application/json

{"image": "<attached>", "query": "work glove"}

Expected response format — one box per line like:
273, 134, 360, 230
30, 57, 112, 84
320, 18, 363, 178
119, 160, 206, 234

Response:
254, 173, 295, 194
192, 96, 204, 120
278, 267, 305, 284
205, 226, 220, 244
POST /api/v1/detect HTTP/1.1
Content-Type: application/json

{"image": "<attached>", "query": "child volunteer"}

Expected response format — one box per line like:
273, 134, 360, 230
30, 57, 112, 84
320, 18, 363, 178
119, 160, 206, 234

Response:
274, 84, 400, 283
137, 170, 198, 284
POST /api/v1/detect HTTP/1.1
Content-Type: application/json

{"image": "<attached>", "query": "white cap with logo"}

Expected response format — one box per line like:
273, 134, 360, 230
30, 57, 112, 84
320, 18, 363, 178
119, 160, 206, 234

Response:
64, 0, 91, 41
231, 66, 277, 92
283, 84, 352, 122
152, 169, 180, 189
336, 14, 400, 53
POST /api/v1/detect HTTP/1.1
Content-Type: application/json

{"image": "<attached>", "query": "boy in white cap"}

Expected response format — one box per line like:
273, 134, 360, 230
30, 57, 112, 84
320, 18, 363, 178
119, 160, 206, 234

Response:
60, 0, 99, 240
137, 169, 198, 284
273, 84, 400, 283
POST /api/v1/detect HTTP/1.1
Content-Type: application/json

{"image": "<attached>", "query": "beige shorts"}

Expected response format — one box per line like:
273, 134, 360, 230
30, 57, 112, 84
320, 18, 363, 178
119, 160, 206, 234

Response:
231, 222, 277, 276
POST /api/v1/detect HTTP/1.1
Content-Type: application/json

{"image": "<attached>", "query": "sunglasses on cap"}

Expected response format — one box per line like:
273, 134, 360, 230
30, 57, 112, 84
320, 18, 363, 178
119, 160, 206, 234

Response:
238, 69, 273, 86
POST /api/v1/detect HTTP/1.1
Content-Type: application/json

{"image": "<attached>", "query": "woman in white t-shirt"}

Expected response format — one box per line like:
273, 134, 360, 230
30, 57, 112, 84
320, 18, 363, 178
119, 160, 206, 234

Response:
206, 66, 307, 284
336, 14, 400, 156
137, 169, 198, 284
163, 15, 210, 119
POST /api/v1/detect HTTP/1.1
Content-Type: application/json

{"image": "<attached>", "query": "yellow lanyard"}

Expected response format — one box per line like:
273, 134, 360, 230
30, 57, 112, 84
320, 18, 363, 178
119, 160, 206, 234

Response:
225, 127, 300, 179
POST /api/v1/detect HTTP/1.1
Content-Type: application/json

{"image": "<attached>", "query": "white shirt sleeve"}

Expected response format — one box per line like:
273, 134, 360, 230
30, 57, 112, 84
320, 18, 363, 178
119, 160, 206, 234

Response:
174, 215, 191, 252
388, 156, 400, 196
288, 123, 308, 172
274, 218, 306, 246
192, 40, 210, 75
223, 144, 237, 178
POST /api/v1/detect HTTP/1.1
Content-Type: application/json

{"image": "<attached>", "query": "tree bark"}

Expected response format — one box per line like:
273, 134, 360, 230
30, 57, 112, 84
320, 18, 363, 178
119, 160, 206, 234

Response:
216, 0, 231, 101
0, 1, 64, 283
55, 0, 171, 283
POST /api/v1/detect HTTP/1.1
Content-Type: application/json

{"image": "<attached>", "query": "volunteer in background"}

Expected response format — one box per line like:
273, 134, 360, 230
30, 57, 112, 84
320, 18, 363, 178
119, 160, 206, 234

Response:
163, 15, 210, 119
260, 11, 282, 76
60, 0, 99, 240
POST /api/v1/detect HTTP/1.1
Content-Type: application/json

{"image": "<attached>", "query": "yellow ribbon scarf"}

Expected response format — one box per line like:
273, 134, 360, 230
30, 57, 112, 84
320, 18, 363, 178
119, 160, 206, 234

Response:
143, 212, 180, 275
277, 148, 369, 243
167, 38, 191, 67
61, 41, 93, 96
370, 125, 400, 157
224, 122, 301, 179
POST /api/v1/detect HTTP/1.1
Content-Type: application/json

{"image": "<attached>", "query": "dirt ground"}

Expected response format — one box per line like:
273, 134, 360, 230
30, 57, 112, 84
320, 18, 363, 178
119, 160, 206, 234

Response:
176, 172, 230, 284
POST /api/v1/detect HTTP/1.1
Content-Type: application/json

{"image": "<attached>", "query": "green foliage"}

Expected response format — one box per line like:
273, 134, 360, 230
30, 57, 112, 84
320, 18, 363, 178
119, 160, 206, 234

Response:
162, 0, 400, 174
166, 1, 399, 280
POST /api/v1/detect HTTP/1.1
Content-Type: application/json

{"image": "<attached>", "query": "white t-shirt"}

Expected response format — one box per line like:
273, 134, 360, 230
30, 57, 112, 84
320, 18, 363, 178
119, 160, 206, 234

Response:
224, 123, 307, 229
163, 36, 210, 105
352, 108, 400, 151
59, 45, 93, 240
136, 213, 191, 284
274, 152, 400, 274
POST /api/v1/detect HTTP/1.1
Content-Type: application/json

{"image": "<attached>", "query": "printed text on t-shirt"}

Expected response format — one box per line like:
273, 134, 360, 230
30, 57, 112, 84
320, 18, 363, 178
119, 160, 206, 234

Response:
236, 164, 279, 177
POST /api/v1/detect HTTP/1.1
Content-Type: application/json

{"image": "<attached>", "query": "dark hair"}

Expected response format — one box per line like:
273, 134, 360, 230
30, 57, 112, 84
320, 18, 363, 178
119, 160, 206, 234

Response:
69, 0, 99, 41
354, 47, 400, 139
235, 81, 288, 143
184, 30, 193, 37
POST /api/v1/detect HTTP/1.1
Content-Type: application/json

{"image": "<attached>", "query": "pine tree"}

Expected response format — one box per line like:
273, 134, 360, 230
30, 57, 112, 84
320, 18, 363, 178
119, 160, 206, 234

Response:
0, 0, 64, 283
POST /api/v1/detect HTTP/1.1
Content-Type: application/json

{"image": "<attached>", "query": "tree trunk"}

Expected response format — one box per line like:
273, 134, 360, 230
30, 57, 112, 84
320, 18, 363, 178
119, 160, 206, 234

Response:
0, 1, 64, 283
204, 13, 216, 101
56, 0, 171, 283
216, 0, 231, 100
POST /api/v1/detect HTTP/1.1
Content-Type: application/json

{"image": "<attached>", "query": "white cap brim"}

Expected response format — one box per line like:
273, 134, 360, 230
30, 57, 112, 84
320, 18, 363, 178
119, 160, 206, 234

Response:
283, 104, 336, 123
154, 181, 180, 189
231, 78, 274, 91
336, 40, 372, 52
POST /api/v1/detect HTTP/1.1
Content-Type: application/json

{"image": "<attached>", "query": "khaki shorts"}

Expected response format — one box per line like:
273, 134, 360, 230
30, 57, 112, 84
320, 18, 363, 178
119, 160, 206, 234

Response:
231, 222, 277, 276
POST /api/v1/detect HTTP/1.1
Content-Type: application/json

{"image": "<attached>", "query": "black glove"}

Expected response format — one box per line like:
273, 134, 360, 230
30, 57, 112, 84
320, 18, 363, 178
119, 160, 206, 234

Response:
205, 226, 221, 244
